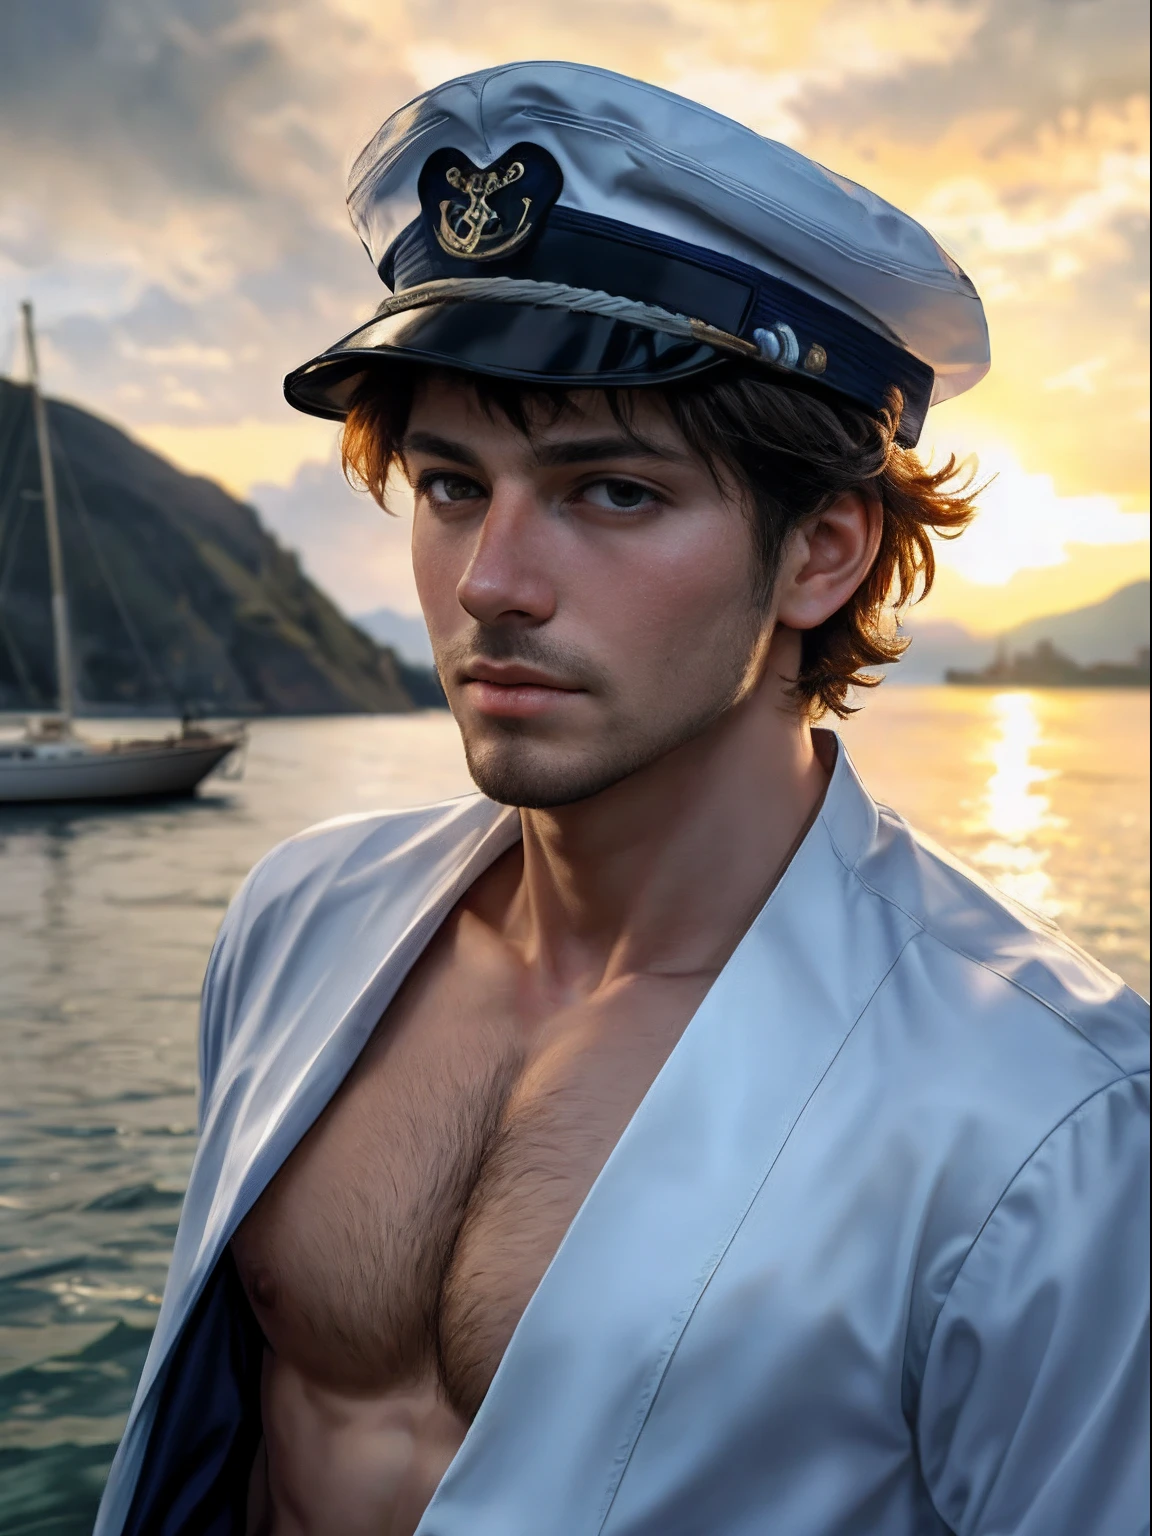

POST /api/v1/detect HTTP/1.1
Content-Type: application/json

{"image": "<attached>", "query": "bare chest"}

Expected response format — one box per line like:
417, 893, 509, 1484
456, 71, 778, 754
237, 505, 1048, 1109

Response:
231, 938, 705, 1421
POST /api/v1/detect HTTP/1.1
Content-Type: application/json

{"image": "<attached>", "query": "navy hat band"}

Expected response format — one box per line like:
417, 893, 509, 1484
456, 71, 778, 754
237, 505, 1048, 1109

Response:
282, 203, 925, 442
377, 203, 933, 443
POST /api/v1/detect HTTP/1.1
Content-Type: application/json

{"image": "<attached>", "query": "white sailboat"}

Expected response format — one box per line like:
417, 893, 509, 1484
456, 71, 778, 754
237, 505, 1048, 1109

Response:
0, 303, 245, 803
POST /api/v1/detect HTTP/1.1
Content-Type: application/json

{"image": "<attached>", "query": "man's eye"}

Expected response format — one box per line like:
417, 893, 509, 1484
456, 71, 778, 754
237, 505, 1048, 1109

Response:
582, 478, 659, 511
424, 474, 485, 504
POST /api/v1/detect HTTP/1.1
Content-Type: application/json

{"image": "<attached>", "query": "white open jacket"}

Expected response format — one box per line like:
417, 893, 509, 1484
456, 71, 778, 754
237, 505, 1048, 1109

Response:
96, 737, 1149, 1535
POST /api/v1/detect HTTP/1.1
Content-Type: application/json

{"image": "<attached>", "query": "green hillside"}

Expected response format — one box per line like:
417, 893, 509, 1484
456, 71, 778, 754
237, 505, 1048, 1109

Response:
0, 380, 422, 715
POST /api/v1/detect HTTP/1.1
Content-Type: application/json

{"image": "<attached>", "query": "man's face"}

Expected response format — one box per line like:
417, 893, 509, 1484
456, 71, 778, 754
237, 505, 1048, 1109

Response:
405, 376, 768, 808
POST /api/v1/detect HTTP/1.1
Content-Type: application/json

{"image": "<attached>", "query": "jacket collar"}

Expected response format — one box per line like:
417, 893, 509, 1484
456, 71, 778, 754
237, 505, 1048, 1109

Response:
417, 737, 912, 1532
106, 734, 901, 1535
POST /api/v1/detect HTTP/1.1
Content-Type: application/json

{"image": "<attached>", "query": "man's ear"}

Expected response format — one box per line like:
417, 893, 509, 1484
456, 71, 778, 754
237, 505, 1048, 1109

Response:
773, 491, 883, 631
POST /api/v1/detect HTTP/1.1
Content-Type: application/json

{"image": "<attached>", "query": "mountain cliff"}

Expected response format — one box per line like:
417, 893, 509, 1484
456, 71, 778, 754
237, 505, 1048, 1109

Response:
891, 579, 1149, 683
0, 380, 424, 715
998, 579, 1149, 663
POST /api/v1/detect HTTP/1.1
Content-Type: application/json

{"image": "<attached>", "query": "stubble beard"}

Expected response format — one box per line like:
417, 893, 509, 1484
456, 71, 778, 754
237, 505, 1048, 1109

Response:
442, 622, 763, 810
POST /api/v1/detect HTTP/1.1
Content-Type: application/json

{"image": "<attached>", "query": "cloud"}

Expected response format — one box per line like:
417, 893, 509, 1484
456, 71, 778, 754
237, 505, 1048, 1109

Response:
911, 96, 1148, 277
794, 0, 1149, 145
665, 0, 990, 140
927, 442, 1150, 585
251, 449, 421, 615
1045, 357, 1108, 395
0, 0, 412, 423
134, 414, 338, 493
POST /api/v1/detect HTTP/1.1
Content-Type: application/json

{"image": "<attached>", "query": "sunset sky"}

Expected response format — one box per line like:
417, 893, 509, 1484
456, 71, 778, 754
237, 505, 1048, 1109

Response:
1, 0, 1147, 633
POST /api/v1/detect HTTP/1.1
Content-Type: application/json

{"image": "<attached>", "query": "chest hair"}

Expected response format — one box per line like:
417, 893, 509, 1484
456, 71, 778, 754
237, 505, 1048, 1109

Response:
234, 1035, 523, 1392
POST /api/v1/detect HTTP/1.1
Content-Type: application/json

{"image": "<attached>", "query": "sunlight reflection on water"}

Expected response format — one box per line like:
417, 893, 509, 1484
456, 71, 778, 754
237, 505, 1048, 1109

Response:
971, 692, 1064, 916
836, 685, 1147, 993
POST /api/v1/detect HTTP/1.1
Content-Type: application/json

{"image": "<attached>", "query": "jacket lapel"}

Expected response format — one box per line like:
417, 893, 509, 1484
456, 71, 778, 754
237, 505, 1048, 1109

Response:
104, 738, 908, 1536
416, 740, 915, 1534
100, 797, 519, 1534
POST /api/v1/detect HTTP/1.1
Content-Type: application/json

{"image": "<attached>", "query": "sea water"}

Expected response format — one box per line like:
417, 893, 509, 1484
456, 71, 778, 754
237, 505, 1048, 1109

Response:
0, 689, 1147, 1534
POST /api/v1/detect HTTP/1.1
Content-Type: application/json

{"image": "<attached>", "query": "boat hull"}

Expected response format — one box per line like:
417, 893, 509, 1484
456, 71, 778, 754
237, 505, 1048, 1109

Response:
0, 739, 238, 803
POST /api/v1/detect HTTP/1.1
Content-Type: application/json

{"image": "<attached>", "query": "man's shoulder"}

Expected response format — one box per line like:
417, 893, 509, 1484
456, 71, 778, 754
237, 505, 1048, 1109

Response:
239, 792, 502, 913
849, 799, 1148, 1079
832, 793, 1147, 1392
197, 792, 513, 1099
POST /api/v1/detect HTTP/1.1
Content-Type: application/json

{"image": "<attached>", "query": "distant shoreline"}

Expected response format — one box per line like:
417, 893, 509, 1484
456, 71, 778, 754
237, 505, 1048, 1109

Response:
946, 639, 1149, 690
945, 678, 1149, 690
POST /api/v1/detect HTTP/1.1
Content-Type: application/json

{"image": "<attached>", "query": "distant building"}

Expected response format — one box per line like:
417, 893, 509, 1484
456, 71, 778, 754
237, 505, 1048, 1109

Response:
946, 640, 1150, 688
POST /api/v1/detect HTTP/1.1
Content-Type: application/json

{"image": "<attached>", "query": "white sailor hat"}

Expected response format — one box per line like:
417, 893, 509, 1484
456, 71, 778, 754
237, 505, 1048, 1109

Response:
284, 61, 989, 446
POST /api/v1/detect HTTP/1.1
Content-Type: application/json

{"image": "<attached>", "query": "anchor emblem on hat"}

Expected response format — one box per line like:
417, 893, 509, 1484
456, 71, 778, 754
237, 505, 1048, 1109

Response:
438, 161, 532, 259
418, 143, 564, 266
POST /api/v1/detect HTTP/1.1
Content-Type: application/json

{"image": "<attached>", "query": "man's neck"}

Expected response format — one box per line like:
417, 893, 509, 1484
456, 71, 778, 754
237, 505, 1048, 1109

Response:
499, 676, 831, 1001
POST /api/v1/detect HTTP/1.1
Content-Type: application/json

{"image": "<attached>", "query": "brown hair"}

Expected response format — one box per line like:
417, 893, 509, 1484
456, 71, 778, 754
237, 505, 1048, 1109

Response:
342, 363, 979, 718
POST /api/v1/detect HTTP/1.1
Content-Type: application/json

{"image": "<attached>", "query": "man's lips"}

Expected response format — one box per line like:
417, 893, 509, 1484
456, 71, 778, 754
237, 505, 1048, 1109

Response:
460, 660, 585, 719
464, 660, 578, 688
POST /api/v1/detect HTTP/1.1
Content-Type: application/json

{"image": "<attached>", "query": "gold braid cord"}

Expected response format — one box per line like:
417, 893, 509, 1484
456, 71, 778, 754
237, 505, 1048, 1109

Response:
359, 277, 759, 361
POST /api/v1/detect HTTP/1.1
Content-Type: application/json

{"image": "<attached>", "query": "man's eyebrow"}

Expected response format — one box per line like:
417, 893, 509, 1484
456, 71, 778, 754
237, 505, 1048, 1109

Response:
400, 431, 484, 468
400, 429, 690, 471
531, 435, 689, 468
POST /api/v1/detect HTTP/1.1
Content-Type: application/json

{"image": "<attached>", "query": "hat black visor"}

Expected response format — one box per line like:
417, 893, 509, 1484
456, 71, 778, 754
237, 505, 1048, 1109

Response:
283, 300, 726, 419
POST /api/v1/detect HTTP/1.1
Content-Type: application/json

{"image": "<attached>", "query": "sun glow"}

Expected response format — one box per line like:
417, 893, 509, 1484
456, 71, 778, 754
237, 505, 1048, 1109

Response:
909, 427, 1150, 631
922, 438, 1149, 589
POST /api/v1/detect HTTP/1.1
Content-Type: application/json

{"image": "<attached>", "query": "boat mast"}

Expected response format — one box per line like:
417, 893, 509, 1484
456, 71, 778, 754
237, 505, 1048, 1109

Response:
20, 301, 74, 728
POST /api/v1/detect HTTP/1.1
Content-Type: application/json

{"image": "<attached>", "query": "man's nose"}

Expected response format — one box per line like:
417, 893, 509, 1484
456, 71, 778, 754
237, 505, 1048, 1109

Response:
456, 485, 557, 627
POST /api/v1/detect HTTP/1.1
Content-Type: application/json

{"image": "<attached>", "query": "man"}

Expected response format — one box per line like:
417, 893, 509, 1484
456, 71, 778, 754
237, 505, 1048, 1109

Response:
97, 62, 1148, 1536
